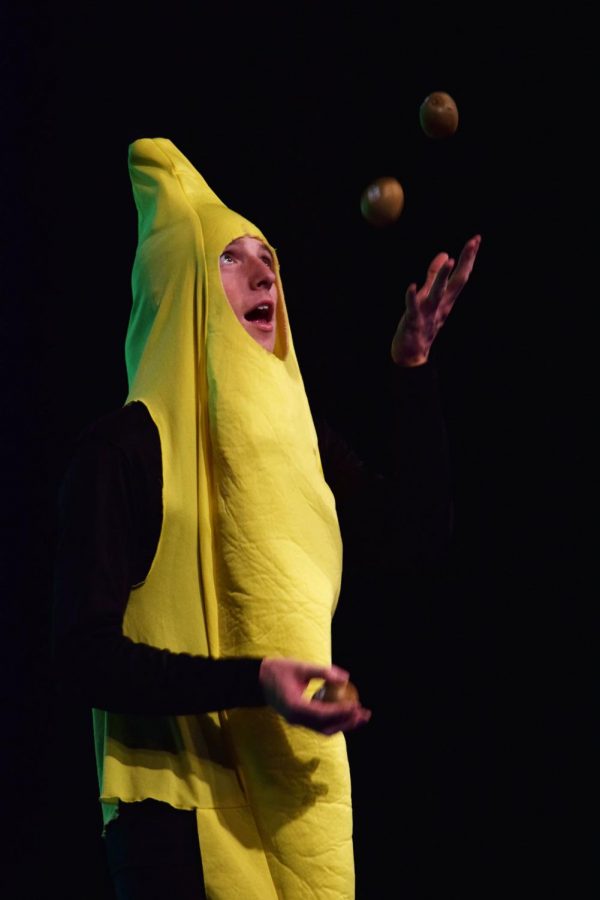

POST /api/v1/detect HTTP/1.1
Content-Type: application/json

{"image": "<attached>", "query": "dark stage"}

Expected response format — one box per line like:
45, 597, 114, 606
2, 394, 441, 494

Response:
2, 5, 591, 898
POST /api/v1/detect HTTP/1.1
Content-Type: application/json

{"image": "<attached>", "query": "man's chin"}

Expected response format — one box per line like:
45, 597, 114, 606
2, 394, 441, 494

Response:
259, 333, 277, 353
246, 324, 276, 353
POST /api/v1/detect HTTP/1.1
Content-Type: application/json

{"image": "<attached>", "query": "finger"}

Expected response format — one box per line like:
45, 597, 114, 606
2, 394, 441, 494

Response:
404, 283, 418, 314
321, 707, 372, 735
436, 241, 480, 325
306, 663, 350, 684
306, 703, 371, 732
325, 665, 352, 682
448, 235, 481, 288
421, 236, 480, 322
426, 237, 479, 294
421, 257, 455, 313
289, 703, 342, 730
439, 255, 478, 321
422, 252, 449, 296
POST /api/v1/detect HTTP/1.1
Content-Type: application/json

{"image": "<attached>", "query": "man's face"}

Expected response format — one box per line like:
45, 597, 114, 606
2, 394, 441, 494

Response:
219, 236, 278, 353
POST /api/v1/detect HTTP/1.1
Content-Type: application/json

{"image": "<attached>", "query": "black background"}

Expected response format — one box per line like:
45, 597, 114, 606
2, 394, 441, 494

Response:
2, 4, 592, 898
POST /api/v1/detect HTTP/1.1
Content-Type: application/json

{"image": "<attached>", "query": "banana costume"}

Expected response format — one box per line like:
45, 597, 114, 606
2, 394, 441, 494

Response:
93, 138, 354, 898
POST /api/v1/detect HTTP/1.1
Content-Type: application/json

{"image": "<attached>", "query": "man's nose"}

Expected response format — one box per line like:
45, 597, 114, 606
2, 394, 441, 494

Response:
249, 258, 275, 289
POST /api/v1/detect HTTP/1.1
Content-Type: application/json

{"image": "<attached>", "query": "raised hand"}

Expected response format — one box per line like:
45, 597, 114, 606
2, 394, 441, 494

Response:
391, 234, 482, 367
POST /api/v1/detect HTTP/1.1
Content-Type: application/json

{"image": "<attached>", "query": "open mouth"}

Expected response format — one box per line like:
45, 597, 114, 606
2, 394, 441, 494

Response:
244, 301, 275, 329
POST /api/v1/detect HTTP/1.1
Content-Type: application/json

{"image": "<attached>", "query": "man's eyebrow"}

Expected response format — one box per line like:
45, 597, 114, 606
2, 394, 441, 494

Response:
221, 240, 272, 259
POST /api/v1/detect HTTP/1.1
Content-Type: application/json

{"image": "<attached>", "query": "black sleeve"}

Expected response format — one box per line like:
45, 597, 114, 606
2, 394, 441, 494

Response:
51, 412, 265, 716
316, 362, 453, 576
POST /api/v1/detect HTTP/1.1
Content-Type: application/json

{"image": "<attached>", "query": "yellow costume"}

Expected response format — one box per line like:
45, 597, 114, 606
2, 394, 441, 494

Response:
93, 138, 354, 898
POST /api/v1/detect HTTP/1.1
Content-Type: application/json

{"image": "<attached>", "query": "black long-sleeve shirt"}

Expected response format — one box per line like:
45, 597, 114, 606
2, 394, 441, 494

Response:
52, 363, 452, 716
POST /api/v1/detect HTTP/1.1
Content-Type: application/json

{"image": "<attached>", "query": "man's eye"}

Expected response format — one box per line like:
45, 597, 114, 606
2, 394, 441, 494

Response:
262, 256, 273, 269
220, 252, 235, 264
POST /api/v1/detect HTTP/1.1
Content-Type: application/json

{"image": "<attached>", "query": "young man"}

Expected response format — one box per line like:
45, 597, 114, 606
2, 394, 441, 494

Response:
53, 137, 480, 899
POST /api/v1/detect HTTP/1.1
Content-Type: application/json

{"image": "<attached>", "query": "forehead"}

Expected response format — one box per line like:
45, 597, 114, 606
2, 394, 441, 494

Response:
223, 236, 272, 256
